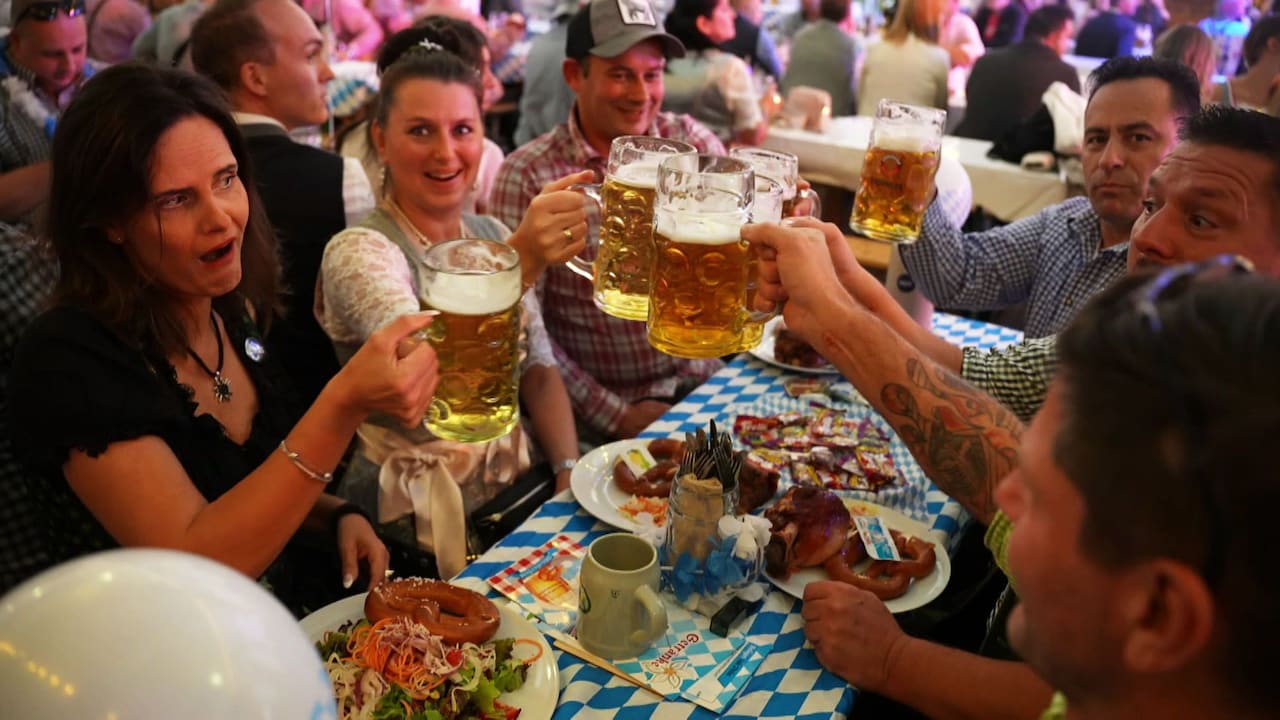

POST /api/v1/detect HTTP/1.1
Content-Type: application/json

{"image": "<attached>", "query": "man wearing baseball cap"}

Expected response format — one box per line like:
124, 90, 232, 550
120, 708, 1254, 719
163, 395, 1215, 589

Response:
0, 0, 94, 227
491, 0, 726, 443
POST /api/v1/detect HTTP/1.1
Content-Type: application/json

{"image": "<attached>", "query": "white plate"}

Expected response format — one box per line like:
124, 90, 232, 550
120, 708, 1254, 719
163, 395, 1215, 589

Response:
764, 499, 951, 614
570, 438, 664, 532
300, 593, 560, 720
749, 317, 841, 375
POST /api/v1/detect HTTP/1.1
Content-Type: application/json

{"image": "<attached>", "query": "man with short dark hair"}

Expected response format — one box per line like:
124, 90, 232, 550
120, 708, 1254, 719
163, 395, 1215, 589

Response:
491, 0, 724, 442
780, 0, 861, 117
955, 4, 1078, 141
995, 264, 1280, 720
901, 57, 1200, 339
745, 104, 1280, 720
191, 0, 374, 405
0, 0, 93, 226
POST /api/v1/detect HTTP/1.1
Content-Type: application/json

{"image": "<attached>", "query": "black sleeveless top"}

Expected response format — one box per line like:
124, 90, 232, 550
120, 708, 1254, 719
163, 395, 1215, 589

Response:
8, 305, 301, 568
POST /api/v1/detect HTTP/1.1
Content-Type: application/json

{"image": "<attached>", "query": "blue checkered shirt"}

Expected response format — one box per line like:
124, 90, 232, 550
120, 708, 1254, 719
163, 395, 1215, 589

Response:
900, 196, 1129, 338
0, 226, 58, 592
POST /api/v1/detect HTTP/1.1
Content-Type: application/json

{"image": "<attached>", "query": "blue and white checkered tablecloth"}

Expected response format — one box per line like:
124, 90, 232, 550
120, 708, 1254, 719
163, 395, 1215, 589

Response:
454, 312, 1022, 720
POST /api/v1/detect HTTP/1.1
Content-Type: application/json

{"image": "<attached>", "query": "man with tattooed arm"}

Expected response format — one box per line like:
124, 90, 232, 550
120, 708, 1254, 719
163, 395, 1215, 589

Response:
743, 105, 1280, 719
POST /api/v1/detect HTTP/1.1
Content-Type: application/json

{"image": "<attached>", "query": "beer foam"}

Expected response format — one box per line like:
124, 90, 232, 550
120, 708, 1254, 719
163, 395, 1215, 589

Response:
611, 162, 661, 189
654, 211, 743, 245
423, 271, 521, 315
874, 131, 940, 153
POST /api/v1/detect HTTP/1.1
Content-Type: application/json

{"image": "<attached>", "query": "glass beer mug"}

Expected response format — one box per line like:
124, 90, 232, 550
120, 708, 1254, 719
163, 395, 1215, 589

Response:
737, 175, 784, 352
729, 146, 821, 219
420, 238, 523, 443
647, 154, 755, 359
567, 135, 697, 321
850, 100, 946, 244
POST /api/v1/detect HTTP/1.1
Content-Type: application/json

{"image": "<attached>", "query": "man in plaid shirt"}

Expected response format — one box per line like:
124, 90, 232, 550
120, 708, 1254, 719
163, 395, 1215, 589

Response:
749, 104, 1280, 720
491, 0, 725, 441
1, 0, 96, 228
899, 57, 1201, 338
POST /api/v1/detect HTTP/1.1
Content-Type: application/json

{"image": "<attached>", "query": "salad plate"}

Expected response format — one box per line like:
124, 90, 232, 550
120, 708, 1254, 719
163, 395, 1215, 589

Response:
301, 592, 559, 719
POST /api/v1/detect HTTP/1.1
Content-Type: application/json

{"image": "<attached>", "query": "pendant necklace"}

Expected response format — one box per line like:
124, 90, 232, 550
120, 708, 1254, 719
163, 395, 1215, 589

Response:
187, 310, 233, 403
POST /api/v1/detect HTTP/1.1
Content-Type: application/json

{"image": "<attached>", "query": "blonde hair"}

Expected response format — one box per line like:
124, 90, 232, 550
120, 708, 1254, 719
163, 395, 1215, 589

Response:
884, 0, 945, 44
1154, 24, 1217, 101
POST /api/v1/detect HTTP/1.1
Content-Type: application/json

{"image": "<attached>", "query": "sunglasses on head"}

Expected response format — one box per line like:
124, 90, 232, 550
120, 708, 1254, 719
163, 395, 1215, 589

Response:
1134, 254, 1255, 333
15, 0, 86, 23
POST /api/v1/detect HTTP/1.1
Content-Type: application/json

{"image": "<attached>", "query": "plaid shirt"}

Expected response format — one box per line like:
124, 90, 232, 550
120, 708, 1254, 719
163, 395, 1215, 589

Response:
491, 109, 726, 436
1, 40, 96, 227
900, 196, 1129, 339
0, 226, 58, 592
961, 336, 1056, 423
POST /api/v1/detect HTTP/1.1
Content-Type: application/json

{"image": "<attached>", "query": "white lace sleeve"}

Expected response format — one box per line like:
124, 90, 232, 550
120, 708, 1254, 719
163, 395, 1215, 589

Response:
318, 227, 420, 347
520, 289, 556, 369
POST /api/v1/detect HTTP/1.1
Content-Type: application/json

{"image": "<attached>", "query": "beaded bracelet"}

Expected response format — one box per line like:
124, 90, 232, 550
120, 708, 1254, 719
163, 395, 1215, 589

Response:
278, 439, 334, 484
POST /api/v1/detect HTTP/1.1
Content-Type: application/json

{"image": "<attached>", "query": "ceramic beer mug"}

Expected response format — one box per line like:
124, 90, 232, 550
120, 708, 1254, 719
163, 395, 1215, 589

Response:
577, 533, 668, 660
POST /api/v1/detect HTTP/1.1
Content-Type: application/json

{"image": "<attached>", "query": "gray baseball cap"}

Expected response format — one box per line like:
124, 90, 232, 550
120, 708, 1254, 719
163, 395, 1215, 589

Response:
565, 0, 685, 61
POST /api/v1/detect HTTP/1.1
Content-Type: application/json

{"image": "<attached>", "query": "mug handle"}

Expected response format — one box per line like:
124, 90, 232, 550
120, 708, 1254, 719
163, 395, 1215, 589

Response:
629, 584, 669, 646
792, 187, 822, 219
565, 183, 602, 282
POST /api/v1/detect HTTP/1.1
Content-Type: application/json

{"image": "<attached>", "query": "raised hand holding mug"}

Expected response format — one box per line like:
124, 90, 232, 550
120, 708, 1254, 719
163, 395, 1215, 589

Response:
577, 533, 668, 660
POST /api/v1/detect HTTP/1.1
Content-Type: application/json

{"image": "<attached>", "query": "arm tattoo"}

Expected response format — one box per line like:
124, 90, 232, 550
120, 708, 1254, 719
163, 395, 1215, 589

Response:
880, 358, 1023, 524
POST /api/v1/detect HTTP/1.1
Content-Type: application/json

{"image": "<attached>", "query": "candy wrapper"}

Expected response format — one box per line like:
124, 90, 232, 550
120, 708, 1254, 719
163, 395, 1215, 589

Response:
783, 378, 829, 398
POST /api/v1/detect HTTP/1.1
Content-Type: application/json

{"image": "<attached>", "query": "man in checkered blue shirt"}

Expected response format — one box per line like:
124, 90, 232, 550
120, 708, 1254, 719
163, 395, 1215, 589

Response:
1, 0, 96, 228
899, 57, 1201, 339
748, 104, 1280, 720
492, 0, 727, 442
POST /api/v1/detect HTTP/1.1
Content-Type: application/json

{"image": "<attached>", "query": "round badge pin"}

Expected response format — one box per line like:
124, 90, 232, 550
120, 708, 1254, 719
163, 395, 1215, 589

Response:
244, 336, 266, 363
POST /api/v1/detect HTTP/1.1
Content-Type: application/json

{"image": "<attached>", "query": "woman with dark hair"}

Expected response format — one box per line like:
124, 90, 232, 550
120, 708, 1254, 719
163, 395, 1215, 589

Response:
662, 0, 770, 145
338, 15, 506, 212
1209, 15, 1280, 114
318, 39, 587, 580
8, 64, 440, 612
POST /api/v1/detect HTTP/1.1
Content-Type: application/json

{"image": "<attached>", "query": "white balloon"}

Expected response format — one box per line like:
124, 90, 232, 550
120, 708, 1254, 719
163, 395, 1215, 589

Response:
0, 549, 337, 719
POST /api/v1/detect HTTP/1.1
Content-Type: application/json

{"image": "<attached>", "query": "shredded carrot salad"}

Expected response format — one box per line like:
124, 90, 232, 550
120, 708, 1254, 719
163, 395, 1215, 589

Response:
317, 616, 536, 720
619, 495, 669, 526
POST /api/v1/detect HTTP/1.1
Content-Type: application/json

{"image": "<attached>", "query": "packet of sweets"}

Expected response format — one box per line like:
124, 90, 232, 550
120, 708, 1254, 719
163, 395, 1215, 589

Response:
784, 378, 829, 398
856, 442, 899, 488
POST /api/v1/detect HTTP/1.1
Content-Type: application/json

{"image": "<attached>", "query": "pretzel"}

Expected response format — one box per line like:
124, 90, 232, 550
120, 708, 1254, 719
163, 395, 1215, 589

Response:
821, 530, 936, 601
364, 578, 501, 645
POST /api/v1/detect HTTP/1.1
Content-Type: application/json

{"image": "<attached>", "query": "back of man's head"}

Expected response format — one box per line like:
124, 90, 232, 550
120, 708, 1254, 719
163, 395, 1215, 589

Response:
1089, 55, 1201, 119
818, 0, 849, 23
1024, 4, 1072, 39
190, 0, 274, 92
1056, 264, 1280, 712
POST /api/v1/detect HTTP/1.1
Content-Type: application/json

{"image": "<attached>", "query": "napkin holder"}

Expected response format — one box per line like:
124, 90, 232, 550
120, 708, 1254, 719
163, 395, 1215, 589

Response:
658, 423, 768, 619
